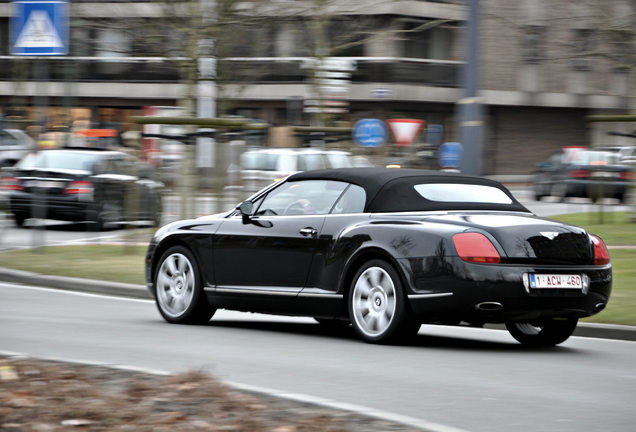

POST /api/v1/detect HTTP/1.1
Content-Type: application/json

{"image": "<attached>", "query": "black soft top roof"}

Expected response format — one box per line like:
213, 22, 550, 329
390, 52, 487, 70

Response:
289, 168, 530, 213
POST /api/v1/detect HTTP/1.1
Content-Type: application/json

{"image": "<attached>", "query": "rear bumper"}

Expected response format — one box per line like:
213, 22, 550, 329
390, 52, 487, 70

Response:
565, 179, 629, 198
9, 192, 94, 221
402, 258, 612, 325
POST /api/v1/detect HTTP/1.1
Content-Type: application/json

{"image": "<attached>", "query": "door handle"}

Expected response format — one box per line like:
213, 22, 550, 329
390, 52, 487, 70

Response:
300, 227, 317, 237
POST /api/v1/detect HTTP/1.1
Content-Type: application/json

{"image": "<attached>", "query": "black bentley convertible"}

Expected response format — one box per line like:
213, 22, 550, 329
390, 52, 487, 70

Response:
145, 168, 611, 346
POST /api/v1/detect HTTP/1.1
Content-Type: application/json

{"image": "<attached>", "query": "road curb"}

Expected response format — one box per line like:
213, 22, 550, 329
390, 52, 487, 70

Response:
0, 267, 150, 299
1, 267, 633, 342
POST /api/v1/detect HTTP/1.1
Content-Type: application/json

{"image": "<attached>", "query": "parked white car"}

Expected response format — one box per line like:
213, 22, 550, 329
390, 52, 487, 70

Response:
240, 148, 359, 193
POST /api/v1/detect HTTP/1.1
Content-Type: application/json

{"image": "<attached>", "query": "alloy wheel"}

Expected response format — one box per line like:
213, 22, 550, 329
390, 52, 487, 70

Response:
351, 266, 397, 338
156, 252, 196, 319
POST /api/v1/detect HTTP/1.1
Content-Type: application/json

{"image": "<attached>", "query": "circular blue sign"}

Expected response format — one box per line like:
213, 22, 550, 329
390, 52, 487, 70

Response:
352, 119, 388, 148
438, 142, 464, 168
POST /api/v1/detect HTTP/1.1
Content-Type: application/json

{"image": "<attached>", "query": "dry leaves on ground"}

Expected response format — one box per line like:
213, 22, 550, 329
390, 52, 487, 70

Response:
0, 357, 419, 432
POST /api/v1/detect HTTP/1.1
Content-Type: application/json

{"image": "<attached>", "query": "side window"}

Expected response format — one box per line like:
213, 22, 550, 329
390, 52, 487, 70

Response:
331, 184, 366, 214
112, 157, 127, 175
117, 156, 137, 176
255, 180, 348, 216
299, 154, 328, 171
0, 131, 19, 146
548, 153, 562, 165
93, 157, 111, 174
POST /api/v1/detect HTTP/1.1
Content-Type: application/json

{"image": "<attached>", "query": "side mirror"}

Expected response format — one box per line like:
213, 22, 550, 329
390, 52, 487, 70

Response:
238, 201, 254, 223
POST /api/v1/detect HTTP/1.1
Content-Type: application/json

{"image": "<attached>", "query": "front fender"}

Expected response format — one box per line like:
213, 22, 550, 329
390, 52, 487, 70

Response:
146, 218, 224, 294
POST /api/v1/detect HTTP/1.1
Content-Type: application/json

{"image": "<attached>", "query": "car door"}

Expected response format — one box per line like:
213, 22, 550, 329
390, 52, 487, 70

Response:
213, 179, 348, 295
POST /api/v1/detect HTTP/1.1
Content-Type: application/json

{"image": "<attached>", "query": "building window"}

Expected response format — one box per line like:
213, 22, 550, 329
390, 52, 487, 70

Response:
329, 19, 366, 57
400, 19, 453, 60
521, 26, 545, 64
571, 29, 595, 71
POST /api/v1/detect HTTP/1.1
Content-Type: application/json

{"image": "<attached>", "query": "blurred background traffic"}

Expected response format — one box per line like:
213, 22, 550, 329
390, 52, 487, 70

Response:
1, 0, 635, 228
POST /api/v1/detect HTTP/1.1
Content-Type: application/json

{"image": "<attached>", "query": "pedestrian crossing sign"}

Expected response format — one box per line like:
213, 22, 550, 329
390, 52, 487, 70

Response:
10, 1, 69, 56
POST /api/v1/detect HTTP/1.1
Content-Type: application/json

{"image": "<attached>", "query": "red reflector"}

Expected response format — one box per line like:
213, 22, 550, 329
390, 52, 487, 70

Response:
0, 177, 23, 191
64, 180, 94, 194
567, 170, 590, 178
453, 233, 501, 264
591, 235, 610, 265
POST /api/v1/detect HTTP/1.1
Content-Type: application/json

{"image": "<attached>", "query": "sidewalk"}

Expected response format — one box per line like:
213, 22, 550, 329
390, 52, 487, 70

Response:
1, 266, 634, 342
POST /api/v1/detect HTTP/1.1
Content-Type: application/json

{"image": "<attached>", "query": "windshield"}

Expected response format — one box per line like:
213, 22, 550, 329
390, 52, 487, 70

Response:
16, 151, 97, 171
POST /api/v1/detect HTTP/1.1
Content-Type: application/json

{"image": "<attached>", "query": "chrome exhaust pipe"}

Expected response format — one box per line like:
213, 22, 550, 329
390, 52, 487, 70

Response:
474, 301, 503, 311
594, 302, 606, 312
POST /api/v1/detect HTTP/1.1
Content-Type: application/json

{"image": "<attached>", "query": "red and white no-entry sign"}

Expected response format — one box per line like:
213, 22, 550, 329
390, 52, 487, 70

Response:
385, 119, 426, 147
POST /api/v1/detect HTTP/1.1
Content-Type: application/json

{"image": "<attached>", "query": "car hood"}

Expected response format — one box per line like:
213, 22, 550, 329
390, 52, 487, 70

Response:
422, 212, 593, 265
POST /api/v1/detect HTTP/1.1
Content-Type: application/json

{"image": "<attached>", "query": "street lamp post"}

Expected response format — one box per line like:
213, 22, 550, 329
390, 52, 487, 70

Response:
458, 0, 484, 176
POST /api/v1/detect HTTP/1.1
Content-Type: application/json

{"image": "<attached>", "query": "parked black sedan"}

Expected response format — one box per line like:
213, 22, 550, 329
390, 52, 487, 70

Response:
0, 147, 164, 230
145, 168, 612, 346
533, 146, 634, 203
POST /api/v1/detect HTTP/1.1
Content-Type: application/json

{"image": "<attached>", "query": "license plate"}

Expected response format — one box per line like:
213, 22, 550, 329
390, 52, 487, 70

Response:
591, 171, 617, 178
39, 181, 61, 188
530, 274, 583, 289
25, 180, 61, 189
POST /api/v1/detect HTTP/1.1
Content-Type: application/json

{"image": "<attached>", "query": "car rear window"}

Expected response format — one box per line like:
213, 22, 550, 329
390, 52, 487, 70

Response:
367, 176, 529, 213
414, 183, 513, 204
571, 151, 620, 165
16, 151, 97, 171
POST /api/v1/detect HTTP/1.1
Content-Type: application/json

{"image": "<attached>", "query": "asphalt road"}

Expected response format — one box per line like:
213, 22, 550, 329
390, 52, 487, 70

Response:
2, 283, 635, 432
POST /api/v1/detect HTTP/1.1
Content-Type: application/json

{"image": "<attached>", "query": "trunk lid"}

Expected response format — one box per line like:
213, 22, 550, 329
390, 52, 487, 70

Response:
426, 213, 593, 265
11, 168, 90, 196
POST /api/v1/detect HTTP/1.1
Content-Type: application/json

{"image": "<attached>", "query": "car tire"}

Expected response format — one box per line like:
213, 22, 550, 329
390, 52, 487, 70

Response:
533, 182, 546, 201
551, 183, 568, 202
616, 193, 625, 205
91, 200, 123, 231
154, 246, 216, 325
13, 212, 27, 227
348, 259, 412, 344
505, 318, 578, 347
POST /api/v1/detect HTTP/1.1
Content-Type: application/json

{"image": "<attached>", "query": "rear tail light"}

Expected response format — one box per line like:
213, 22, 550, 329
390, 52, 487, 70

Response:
0, 177, 23, 191
590, 235, 610, 265
453, 232, 501, 264
64, 180, 94, 195
620, 171, 634, 180
567, 170, 590, 178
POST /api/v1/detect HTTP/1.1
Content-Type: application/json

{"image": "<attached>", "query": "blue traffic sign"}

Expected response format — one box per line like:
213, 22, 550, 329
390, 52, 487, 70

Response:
438, 142, 464, 169
352, 118, 388, 148
10, 1, 69, 56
